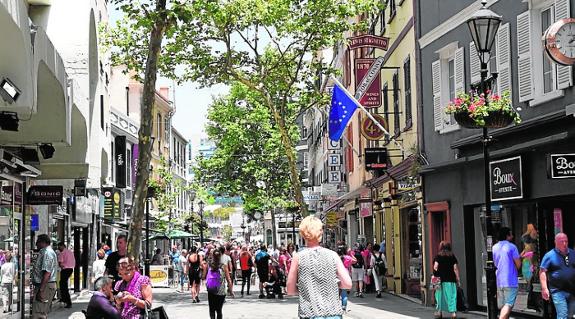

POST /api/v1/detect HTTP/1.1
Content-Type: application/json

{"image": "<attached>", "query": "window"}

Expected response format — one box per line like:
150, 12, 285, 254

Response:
125, 87, 130, 116
303, 152, 309, 169
432, 44, 464, 133
517, 1, 572, 104
389, 0, 397, 22
156, 113, 162, 152
403, 57, 412, 128
383, 82, 390, 143
393, 72, 400, 135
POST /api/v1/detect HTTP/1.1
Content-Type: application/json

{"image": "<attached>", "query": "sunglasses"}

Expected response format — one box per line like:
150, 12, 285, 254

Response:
118, 262, 133, 270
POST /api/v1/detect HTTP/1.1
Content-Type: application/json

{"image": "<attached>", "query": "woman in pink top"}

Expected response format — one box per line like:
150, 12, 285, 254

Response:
337, 245, 356, 311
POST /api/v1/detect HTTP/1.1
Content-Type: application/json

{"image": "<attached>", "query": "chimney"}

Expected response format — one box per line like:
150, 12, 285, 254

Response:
159, 87, 169, 100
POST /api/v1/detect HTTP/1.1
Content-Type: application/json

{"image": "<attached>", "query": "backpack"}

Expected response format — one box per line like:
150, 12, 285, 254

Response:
205, 266, 223, 294
374, 253, 386, 275
352, 251, 364, 268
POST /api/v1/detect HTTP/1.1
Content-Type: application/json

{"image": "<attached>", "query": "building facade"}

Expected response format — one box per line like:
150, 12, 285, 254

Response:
419, 0, 575, 315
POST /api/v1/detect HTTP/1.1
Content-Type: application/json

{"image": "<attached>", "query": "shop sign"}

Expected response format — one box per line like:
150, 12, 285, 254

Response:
348, 35, 390, 50
328, 140, 341, 151
360, 202, 372, 218
549, 153, 575, 179
355, 58, 381, 107
102, 187, 123, 220
365, 148, 388, 171
326, 211, 337, 227
115, 136, 127, 188
27, 186, 63, 205
336, 210, 346, 219
132, 144, 139, 189
303, 192, 321, 202
329, 171, 341, 183
321, 183, 338, 196
489, 156, 523, 201
328, 154, 341, 167
361, 114, 387, 140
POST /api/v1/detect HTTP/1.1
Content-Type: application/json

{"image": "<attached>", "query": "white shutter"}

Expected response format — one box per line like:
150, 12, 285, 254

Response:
432, 60, 443, 131
517, 11, 533, 102
555, 0, 573, 89
469, 42, 481, 84
496, 23, 512, 100
454, 47, 465, 94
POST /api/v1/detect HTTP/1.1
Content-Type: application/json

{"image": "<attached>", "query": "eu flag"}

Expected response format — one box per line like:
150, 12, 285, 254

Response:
329, 82, 359, 141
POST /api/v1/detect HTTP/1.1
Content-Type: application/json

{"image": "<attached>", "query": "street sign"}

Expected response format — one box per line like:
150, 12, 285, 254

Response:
361, 114, 388, 140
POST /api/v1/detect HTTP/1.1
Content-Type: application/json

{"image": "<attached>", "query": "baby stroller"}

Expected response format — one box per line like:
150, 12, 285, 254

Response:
264, 263, 285, 299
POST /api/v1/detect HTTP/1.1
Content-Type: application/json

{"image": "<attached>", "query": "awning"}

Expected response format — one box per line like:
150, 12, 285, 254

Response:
336, 186, 368, 201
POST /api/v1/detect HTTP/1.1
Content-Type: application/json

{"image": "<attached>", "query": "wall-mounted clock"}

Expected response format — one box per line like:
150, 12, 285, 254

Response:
544, 18, 575, 66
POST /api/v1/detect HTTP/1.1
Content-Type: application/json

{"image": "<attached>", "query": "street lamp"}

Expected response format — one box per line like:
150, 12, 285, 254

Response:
198, 200, 205, 246
467, 1, 501, 318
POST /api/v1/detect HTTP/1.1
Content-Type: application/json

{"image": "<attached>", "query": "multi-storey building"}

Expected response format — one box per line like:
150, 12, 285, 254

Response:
170, 127, 188, 220
419, 0, 575, 315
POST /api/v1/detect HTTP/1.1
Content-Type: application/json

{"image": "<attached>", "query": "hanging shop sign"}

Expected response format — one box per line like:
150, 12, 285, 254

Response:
490, 156, 523, 201
361, 114, 388, 140
548, 153, 575, 179
132, 144, 139, 189
355, 58, 381, 108
115, 135, 127, 188
328, 154, 341, 167
348, 35, 390, 50
329, 171, 341, 183
365, 148, 388, 171
360, 202, 372, 218
326, 211, 338, 227
27, 185, 64, 205
102, 187, 123, 220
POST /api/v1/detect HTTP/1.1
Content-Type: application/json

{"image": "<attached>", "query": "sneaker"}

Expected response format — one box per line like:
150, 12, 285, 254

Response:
192, 299, 197, 304
195, 296, 200, 303
359, 293, 364, 298
259, 294, 265, 299
354, 292, 359, 297
246, 292, 251, 295
376, 293, 382, 298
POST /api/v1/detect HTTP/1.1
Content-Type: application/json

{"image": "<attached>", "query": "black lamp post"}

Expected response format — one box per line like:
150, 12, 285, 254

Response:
466, 1, 501, 318
198, 200, 205, 245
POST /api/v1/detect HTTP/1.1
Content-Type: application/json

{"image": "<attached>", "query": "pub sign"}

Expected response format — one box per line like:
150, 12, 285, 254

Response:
489, 156, 523, 201
365, 148, 388, 171
549, 153, 575, 179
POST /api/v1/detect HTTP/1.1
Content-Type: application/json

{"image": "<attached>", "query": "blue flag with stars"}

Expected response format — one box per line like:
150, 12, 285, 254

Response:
329, 82, 359, 141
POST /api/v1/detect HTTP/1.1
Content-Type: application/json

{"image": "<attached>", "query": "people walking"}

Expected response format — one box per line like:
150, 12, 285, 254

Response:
371, 243, 387, 298
31, 234, 58, 319
57, 242, 75, 308
114, 256, 153, 319
432, 241, 460, 319
540, 232, 575, 319
239, 246, 253, 297
187, 246, 202, 303
351, 244, 365, 298
492, 227, 521, 319
337, 245, 355, 312
85, 276, 121, 319
286, 216, 352, 319
1, 253, 15, 313
255, 244, 272, 299
177, 249, 189, 292
203, 250, 234, 319
105, 235, 128, 286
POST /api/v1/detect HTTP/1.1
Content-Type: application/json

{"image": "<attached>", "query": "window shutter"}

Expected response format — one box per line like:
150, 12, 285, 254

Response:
432, 60, 443, 131
555, 0, 573, 89
517, 11, 533, 102
496, 23, 512, 100
469, 42, 481, 84
454, 47, 465, 94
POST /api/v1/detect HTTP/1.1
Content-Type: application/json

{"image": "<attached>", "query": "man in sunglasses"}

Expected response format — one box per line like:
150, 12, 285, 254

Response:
540, 233, 575, 319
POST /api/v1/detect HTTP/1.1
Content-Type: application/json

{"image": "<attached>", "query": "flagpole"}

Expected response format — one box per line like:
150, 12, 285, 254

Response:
330, 76, 405, 153
313, 105, 361, 157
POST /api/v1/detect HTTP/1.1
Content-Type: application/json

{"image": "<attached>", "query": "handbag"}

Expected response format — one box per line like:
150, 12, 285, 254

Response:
149, 306, 169, 319
363, 273, 371, 285
430, 275, 441, 290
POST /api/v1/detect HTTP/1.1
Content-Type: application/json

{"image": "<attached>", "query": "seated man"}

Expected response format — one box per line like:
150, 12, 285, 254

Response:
85, 277, 120, 319
264, 264, 284, 299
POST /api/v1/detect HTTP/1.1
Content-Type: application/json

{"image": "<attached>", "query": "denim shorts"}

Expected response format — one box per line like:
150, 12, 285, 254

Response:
497, 287, 518, 308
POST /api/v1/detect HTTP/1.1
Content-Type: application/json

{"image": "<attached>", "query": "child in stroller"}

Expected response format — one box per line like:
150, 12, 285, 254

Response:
263, 262, 285, 299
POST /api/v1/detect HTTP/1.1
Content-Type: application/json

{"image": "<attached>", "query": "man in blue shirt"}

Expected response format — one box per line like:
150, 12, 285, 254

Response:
540, 233, 575, 319
492, 227, 521, 319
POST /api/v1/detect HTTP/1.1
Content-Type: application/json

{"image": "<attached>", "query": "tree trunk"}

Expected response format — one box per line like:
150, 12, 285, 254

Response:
269, 107, 308, 216
128, 0, 168, 262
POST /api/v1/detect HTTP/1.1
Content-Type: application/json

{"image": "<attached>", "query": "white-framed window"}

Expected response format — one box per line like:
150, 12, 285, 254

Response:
431, 42, 463, 133
517, 0, 572, 105
303, 152, 309, 170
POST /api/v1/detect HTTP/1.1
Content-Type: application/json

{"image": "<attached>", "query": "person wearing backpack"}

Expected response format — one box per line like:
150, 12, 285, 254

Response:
203, 250, 233, 319
351, 244, 365, 298
370, 243, 387, 298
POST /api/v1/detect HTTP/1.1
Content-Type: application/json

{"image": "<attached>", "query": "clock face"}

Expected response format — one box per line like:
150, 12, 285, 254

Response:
555, 22, 575, 58
546, 18, 575, 65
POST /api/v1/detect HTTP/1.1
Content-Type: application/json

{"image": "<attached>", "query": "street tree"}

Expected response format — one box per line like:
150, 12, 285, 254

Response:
105, 0, 380, 257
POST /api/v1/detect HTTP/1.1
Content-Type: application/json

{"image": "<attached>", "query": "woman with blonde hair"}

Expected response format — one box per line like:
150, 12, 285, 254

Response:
287, 216, 352, 319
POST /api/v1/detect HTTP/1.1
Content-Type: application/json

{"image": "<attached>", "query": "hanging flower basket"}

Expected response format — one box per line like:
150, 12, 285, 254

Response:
445, 90, 521, 129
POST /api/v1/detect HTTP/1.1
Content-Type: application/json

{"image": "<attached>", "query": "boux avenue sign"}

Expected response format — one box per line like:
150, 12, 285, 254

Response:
489, 156, 523, 201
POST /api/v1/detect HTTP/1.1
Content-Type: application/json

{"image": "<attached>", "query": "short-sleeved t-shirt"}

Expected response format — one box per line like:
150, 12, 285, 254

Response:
492, 240, 520, 288
104, 251, 125, 282
540, 248, 575, 293
433, 254, 458, 283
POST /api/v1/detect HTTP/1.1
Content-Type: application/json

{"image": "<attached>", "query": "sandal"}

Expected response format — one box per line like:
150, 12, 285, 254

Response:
434, 312, 442, 319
